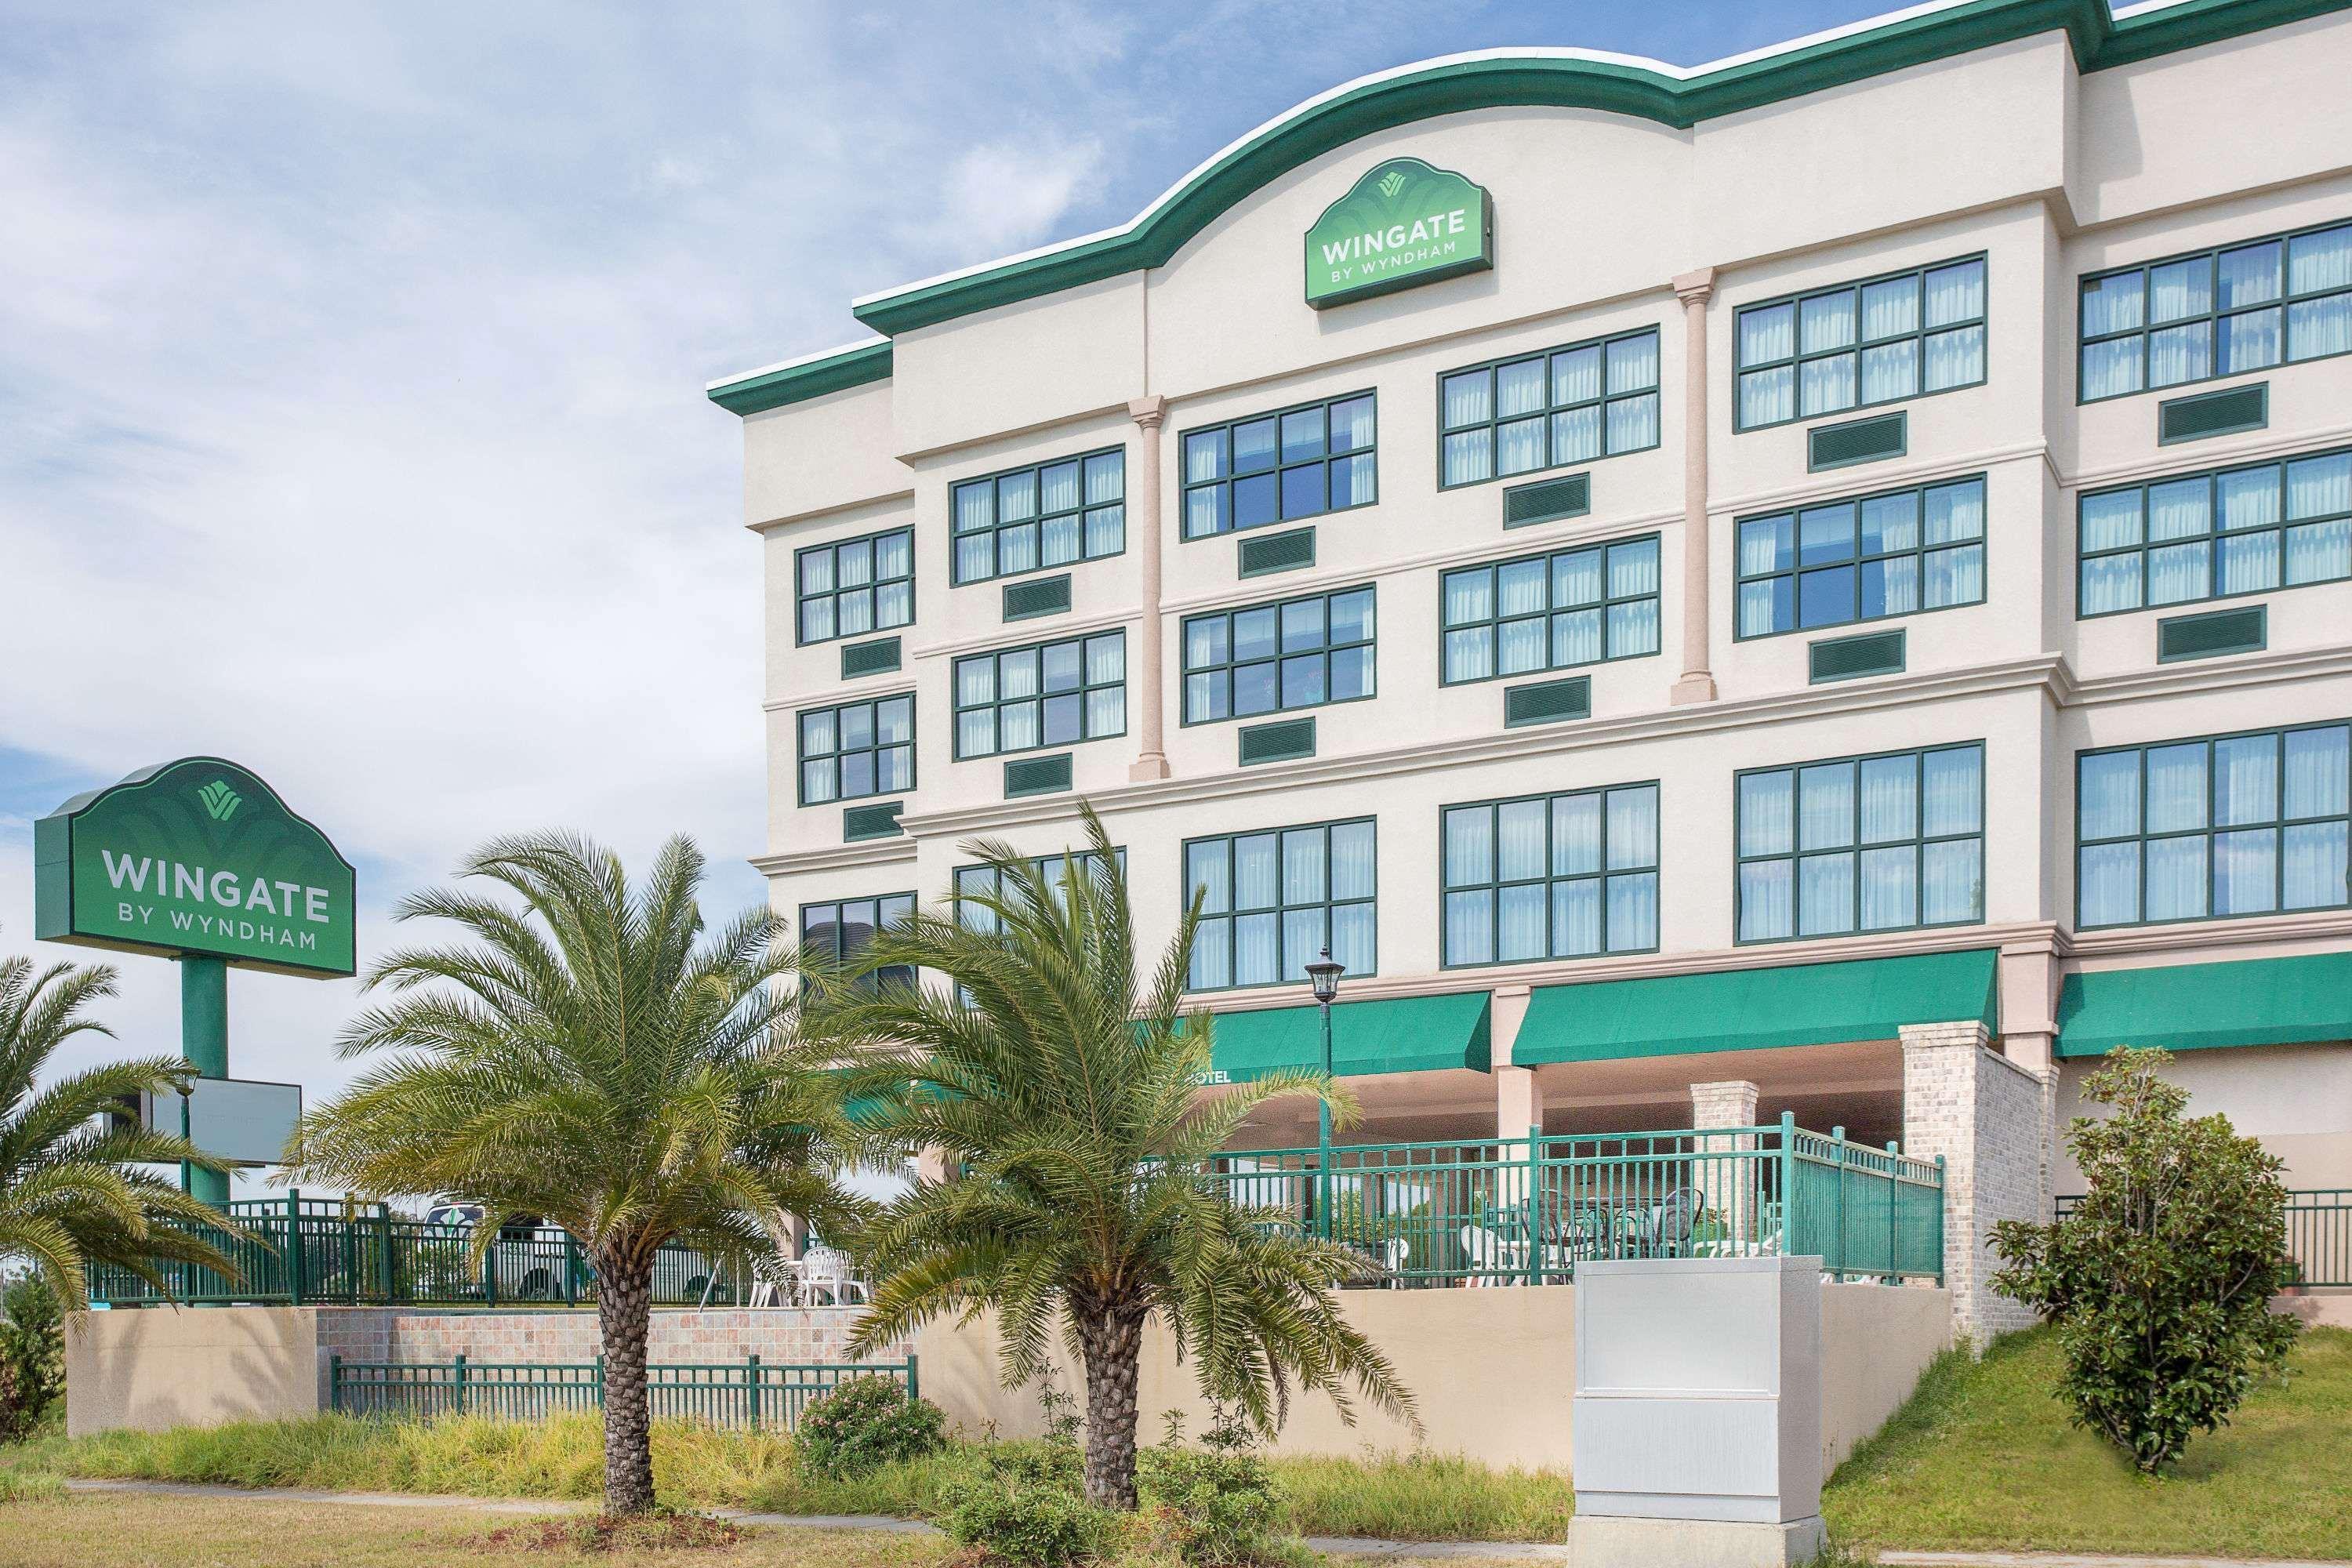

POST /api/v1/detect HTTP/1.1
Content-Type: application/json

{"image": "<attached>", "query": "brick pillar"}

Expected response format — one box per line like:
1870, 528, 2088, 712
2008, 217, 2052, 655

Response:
1689, 1080, 1760, 1250
1900, 1021, 2055, 1348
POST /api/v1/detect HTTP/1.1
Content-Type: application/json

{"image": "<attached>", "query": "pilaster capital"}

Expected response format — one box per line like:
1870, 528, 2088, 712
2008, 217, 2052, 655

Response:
1672, 266, 1716, 306
1127, 394, 1167, 430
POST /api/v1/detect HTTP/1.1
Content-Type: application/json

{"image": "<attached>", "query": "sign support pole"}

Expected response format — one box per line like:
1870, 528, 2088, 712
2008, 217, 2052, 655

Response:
180, 955, 230, 1205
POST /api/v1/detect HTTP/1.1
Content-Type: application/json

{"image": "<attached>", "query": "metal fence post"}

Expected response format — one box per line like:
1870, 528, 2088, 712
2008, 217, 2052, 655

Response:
287, 1189, 306, 1305
377, 1203, 395, 1302
483, 1243, 498, 1308
328, 1352, 342, 1414
453, 1352, 469, 1417
1886, 1140, 1902, 1281
746, 1354, 761, 1432
1524, 1126, 1541, 1285
564, 1234, 579, 1308
1933, 1154, 1947, 1286
906, 1352, 919, 1405
1777, 1111, 1797, 1258
1828, 1127, 1848, 1283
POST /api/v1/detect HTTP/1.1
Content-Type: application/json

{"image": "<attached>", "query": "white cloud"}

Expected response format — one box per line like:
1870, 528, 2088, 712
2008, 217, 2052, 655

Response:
938, 137, 1106, 252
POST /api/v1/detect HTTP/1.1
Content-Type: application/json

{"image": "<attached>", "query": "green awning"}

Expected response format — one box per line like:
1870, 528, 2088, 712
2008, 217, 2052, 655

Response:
1203, 992, 1491, 1085
1512, 948, 1999, 1066
2056, 952, 2352, 1058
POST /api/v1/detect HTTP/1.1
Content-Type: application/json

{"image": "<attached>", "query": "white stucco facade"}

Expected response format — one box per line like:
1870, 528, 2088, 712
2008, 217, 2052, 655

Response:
715, 2, 2352, 1305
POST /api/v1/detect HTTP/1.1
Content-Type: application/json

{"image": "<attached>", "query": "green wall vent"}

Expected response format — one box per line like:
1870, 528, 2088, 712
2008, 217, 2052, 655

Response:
1502, 676, 1592, 728
841, 801, 905, 842
1238, 527, 1316, 578
1807, 412, 1907, 472
1004, 753, 1074, 798
2158, 383, 2268, 445
2157, 604, 2266, 662
840, 636, 902, 679
1003, 575, 1072, 622
1238, 717, 1316, 767
1808, 628, 1907, 684
1503, 473, 1592, 528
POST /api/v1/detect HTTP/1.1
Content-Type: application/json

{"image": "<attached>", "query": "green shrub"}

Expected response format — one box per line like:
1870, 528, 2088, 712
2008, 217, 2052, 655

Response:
794, 1375, 946, 1479
0, 1277, 65, 1443
1991, 1047, 2300, 1474
1136, 1434, 1287, 1566
937, 1442, 1113, 1566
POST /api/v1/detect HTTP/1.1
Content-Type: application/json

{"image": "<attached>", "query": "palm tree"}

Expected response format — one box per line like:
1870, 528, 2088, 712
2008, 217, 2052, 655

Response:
0, 956, 241, 1308
285, 833, 870, 1516
821, 805, 1414, 1511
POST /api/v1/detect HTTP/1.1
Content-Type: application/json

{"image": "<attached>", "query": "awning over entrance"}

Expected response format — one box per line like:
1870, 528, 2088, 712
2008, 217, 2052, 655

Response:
1205, 991, 1491, 1084
1511, 948, 1998, 1066
2056, 951, 2352, 1058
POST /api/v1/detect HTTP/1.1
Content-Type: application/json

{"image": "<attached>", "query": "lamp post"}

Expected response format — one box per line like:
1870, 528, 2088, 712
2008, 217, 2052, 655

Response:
1304, 946, 1345, 1240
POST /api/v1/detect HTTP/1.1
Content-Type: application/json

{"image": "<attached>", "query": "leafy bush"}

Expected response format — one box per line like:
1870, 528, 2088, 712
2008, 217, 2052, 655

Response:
794, 1374, 946, 1478
1991, 1047, 2299, 1473
937, 1442, 1113, 1566
0, 1276, 65, 1442
1136, 1427, 1287, 1566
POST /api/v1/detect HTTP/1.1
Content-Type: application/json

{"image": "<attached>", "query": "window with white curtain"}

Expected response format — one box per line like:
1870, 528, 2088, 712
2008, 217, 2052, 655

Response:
1440, 535, 1661, 682
1736, 477, 1987, 638
1440, 784, 1660, 967
1735, 256, 1987, 430
797, 527, 914, 644
1437, 328, 1661, 488
1182, 586, 1374, 724
953, 631, 1126, 759
2076, 724, 2352, 929
2079, 220, 2352, 402
954, 851, 1123, 937
1181, 394, 1377, 539
799, 893, 916, 993
797, 694, 914, 805
949, 447, 1125, 585
2077, 448, 2352, 617
1184, 819, 1375, 991
1736, 742, 1985, 943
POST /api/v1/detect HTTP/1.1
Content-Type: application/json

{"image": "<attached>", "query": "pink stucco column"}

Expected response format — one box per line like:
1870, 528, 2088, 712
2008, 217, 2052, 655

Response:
1128, 394, 1171, 781
1671, 267, 1718, 706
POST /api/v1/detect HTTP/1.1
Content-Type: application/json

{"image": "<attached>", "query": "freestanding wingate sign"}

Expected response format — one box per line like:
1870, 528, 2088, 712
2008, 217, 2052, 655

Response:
34, 757, 354, 1201
1304, 157, 1494, 309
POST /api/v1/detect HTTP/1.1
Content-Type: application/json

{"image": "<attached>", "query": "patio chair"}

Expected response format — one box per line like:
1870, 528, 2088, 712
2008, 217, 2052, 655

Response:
1647, 1188, 1704, 1258
802, 1246, 866, 1306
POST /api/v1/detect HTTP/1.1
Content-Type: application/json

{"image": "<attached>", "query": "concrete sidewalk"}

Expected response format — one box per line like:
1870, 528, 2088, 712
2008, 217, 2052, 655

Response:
55, 1479, 2329, 1566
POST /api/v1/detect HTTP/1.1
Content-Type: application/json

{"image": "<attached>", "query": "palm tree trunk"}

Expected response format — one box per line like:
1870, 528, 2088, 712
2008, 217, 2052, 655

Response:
594, 1250, 657, 1515
1076, 1305, 1145, 1510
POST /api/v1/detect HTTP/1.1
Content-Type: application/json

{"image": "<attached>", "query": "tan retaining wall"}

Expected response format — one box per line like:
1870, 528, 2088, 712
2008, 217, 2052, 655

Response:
1820, 1282, 1953, 1472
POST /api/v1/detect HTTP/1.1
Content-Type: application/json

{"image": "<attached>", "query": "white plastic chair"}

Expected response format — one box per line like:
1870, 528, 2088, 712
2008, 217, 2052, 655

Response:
803, 1247, 866, 1305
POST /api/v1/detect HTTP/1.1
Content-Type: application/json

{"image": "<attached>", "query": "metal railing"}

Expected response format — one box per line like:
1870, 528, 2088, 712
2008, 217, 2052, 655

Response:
327, 1353, 916, 1430
1200, 1114, 1944, 1287
89, 1194, 754, 1309
2056, 1188, 2350, 1287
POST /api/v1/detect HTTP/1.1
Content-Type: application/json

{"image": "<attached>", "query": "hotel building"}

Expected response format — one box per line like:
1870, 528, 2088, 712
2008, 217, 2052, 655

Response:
711, 0, 2352, 1337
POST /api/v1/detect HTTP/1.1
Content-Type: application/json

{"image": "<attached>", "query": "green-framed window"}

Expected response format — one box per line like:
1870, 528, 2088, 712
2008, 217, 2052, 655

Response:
951, 448, 1124, 586
799, 893, 915, 992
1441, 783, 1659, 967
1736, 742, 1984, 943
1181, 393, 1375, 539
2078, 448, 2352, 617
1184, 819, 1375, 992
1441, 535, 1659, 684
797, 527, 913, 645
1736, 256, 1987, 431
2079, 220, 2352, 402
797, 694, 913, 805
1736, 476, 1986, 639
2076, 722, 2350, 929
1182, 585, 1373, 724
953, 631, 1125, 760
953, 851, 1122, 935
1437, 328, 1660, 488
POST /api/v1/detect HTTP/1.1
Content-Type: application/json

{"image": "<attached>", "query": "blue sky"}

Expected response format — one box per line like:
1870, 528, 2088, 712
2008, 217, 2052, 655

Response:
0, 0, 1893, 1174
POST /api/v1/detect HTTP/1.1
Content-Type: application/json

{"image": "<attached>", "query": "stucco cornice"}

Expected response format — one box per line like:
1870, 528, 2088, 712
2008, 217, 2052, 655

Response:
2057, 644, 2352, 707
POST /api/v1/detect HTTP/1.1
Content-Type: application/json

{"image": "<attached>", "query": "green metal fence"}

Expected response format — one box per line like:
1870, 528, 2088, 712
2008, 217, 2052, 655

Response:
1198, 1113, 1944, 1287
327, 1354, 915, 1430
2056, 1188, 2350, 1287
89, 1194, 750, 1309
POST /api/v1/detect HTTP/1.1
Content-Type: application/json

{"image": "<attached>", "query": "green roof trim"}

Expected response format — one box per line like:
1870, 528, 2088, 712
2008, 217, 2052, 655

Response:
1204, 991, 1492, 1084
1513, 948, 1999, 1066
707, 339, 893, 416
2055, 952, 2352, 1058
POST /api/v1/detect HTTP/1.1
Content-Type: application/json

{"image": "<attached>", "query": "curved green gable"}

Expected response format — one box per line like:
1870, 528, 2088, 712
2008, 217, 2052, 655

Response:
34, 757, 358, 978
708, 0, 2343, 415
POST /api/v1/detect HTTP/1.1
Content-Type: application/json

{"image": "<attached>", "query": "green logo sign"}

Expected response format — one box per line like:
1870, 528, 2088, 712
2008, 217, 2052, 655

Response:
1304, 157, 1494, 310
34, 757, 357, 978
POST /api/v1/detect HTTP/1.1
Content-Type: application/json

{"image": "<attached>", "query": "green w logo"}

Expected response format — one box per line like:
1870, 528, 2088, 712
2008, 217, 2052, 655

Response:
197, 779, 242, 821
1377, 169, 1406, 200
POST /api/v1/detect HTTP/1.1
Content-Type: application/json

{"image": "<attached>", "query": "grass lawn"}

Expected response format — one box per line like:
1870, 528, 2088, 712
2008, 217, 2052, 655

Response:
0, 1490, 1566, 1568
1823, 1323, 2352, 1560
